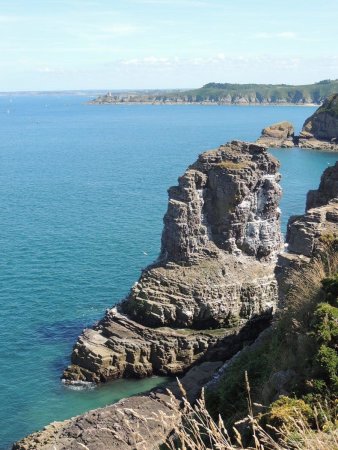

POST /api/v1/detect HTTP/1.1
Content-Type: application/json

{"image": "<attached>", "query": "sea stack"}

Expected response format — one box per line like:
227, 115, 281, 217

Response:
62, 141, 283, 383
14, 161, 338, 450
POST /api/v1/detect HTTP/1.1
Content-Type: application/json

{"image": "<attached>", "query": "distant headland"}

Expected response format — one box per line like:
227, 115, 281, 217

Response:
90, 79, 338, 106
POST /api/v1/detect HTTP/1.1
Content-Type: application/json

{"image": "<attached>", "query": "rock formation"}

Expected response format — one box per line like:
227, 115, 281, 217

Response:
302, 93, 338, 140
207, 161, 338, 417
14, 159, 337, 450
276, 161, 338, 304
13, 391, 178, 450
256, 121, 294, 148
256, 95, 338, 151
62, 140, 282, 384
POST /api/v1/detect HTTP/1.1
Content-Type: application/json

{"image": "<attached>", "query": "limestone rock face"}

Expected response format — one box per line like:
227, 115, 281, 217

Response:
256, 121, 294, 148
63, 141, 282, 383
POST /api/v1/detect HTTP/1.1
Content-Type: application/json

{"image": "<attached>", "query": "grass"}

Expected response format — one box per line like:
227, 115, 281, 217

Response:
157, 379, 338, 450
217, 161, 252, 170
314, 93, 338, 118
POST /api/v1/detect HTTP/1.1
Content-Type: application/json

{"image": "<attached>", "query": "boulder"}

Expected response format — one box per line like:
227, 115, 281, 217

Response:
256, 121, 294, 148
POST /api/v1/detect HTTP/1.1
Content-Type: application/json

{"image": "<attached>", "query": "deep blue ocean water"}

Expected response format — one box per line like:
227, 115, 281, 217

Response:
0, 96, 337, 448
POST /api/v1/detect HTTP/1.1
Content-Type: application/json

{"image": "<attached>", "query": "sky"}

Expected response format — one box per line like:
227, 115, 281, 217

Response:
0, 0, 338, 91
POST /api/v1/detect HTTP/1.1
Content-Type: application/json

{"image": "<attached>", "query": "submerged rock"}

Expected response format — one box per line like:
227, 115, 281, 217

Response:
63, 141, 282, 383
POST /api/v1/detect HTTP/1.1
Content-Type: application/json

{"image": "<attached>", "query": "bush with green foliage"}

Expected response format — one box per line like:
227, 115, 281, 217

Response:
206, 248, 338, 439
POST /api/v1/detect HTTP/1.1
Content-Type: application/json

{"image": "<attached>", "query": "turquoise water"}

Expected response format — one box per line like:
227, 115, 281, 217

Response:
0, 96, 337, 449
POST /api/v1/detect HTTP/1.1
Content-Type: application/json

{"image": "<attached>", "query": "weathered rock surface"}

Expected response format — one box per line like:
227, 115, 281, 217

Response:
63, 141, 282, 384
15, 157, 336, 450
300, 93, 338, 144
256, 121, 294, 148
276, 162, 338, 304
208, 161, 338, 411
256, 96, 338, 151
63, 308, 271, 383
13, 391, 178, 450
307, 162, 338, 210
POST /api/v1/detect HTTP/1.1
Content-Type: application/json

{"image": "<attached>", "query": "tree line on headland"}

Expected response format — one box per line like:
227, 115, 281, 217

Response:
91, 79, 338, 105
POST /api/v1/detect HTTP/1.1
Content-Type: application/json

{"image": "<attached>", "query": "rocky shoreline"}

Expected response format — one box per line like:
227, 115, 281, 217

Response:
62, 140, 282, 384
13, 155, 337, 450
89, 99, 320, 107
256, 93, 338, 151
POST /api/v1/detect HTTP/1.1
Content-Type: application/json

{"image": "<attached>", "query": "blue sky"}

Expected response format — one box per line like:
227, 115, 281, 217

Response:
0, 0, 337, 91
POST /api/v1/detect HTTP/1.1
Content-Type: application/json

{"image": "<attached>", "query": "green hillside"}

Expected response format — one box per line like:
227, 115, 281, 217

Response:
181, 79, 338, 104
93, 79, 338, 105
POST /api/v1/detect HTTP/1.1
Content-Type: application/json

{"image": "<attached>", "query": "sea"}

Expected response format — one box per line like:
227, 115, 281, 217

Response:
0, 96, 337, 449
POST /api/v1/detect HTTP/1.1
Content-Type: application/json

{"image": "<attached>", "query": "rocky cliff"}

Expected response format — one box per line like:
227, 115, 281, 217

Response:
256, 96, 338, 151
276, 161, 338, 304
206, 162, 338, 428
62, 141, 282, 384
302, 93, 338, 140
13, 160, 337, 450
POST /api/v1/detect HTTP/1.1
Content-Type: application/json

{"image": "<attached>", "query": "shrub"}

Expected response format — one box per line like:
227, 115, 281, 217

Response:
262, 396, 314, 430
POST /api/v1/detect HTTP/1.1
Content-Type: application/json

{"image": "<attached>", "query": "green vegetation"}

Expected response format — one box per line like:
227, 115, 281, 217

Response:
313, 93, 338, 119
217, 161, 252, 170
205, 243, 338, 442
96, 80, 338, 105
180, 80, 338, 104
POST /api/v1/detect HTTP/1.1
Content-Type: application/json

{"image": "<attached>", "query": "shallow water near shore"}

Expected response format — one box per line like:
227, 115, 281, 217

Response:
0, 96, 337, 449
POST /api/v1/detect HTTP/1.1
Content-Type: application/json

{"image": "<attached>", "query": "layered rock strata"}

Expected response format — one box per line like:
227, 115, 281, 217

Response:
14, 159, 337, 450
256, 121, 294, 148
13, 391, 178, 450
63, 141, 282, 384
276, 162, 338, 304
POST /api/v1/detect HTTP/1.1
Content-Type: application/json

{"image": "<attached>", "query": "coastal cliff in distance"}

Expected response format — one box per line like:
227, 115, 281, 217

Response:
62, 140, 282, 384
90, 79, 338, 105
